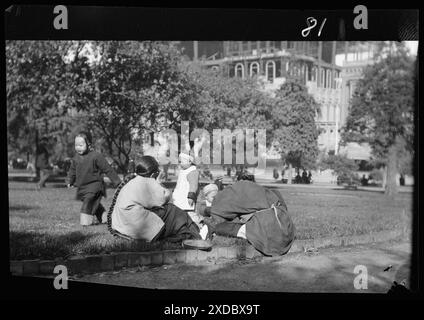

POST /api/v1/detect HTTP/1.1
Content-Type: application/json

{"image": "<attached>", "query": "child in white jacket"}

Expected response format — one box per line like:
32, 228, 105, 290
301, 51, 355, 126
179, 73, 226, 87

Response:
171, 152, 203, 227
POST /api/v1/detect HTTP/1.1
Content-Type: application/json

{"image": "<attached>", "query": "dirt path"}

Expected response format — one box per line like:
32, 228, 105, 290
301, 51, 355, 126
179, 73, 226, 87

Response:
73, 241, 411, 293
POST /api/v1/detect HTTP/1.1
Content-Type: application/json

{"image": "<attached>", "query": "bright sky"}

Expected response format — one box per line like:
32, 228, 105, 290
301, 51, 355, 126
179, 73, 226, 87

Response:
336, 41, 418, 66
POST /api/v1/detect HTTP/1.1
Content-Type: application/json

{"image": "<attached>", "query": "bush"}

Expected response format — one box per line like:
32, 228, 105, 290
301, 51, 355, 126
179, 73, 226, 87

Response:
319, 154, 359, 178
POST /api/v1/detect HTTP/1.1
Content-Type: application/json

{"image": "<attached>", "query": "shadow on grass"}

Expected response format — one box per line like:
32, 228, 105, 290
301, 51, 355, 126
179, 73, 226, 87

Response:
8, 176, 66, 183
10, 230, 99, 260
9, 204, 40, 211
9, 228, 251, 261
331, 188, 385, 194
9, 229, 191, 260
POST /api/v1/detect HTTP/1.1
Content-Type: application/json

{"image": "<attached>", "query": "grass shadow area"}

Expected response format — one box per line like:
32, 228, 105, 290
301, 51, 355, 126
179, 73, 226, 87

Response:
331, 188, 384, 194
9, 229, 186, 260
9, 204, 41, 211
8, 181, 412, 260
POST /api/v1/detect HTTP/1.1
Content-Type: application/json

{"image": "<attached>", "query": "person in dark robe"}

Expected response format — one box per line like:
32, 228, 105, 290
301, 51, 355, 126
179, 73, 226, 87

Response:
294, 172, 302, 184
302, 170, 308, 184
35, 137, 51, 189
201, 174, 295, 256
67, 131, 122, 226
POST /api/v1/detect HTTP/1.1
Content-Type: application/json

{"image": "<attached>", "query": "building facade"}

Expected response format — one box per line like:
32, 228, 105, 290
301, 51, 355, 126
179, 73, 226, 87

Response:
178, 41, 345, 156
175, 41, 381, 161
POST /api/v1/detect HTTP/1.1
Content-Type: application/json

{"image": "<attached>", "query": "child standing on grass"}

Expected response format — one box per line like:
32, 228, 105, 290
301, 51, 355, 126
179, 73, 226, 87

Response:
171, 152, 202, 227
67, 131, 122, 226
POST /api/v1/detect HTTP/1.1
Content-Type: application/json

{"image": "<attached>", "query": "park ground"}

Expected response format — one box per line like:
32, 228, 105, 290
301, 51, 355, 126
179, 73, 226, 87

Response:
8, 175, 413, 261
63, 240, 412, 293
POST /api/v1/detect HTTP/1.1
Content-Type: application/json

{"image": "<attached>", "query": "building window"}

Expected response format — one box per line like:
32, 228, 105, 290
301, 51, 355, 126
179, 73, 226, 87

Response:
235, 63, 244, 78
229, 41, 239, 53
320, 69, 325, 87
333, 71, 339, 88
287, 41, 294, 49
266, 60, 276, 82
250, 62, 259, 77
326, 70, 331, 89
242, 41, 249, 52
311, 66, 317, 82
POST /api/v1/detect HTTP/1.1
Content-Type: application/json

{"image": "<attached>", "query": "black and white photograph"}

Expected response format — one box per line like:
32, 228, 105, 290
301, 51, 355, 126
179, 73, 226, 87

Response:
4, 6, 420, 304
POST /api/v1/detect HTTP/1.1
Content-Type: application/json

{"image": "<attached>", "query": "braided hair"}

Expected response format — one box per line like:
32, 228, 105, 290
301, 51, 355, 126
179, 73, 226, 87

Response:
107, 156, 160, 239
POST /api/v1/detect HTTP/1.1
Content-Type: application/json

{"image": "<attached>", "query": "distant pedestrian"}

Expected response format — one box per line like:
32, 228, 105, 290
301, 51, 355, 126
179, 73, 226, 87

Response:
67, 131, 122, 226
308, 171, 312, 184
273, 168, 279, 180
35, 137, 51, 189
294, 172, 302, 184
399, 174, 405, 186
361, 174, 369, 186
302, 170, 308, 184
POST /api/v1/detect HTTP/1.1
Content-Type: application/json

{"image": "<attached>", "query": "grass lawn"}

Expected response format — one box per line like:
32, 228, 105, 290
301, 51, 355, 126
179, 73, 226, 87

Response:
8, 180, 413, 260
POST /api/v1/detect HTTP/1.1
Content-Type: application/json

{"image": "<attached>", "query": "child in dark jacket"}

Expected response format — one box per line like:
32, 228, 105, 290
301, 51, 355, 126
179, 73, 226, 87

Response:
67, 131, 121, 226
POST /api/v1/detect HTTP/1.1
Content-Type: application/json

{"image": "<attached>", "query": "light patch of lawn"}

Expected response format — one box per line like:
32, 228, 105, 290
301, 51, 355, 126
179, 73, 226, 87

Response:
8, 181, 412, 260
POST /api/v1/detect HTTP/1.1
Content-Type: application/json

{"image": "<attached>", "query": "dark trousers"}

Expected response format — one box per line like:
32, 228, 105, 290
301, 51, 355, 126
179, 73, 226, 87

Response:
37, 169, 51, 187
151, 203, 201, 242
204, 213, 243, 238
215, 222, 243, 237
80, 192, 106, 222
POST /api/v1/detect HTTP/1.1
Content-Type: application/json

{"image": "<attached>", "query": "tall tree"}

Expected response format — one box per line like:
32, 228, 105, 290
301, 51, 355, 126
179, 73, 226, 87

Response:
70, 41, 198, 173
341, 42, 415, 196
6, 40, 96, 166
271, 78, 321, 183
6, 41, 80, 163
183, 64, 274, 168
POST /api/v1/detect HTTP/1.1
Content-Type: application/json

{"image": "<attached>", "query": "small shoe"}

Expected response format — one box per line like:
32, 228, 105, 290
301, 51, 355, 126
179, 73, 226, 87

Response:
101, 212, 108, 224
80, 213, 94, 226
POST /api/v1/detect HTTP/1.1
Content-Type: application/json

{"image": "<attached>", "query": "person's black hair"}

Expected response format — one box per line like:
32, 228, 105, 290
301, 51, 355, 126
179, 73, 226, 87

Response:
135, 155, 160, 178
75, 131, 93, 151
106, 155, 160, 239
236, 171, 255, 182
40, 137, 48, 143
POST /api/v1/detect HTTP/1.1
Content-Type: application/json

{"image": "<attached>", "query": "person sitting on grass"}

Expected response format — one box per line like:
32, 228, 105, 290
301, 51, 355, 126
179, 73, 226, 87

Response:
200, 171, 296, 257
107, 155, 210, 242
195, 183, 219, 218
67, 131, 122, 226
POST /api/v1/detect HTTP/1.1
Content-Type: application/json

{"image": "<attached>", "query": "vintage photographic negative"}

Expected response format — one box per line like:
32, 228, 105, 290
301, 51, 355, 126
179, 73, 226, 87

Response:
5, 6, 419, 299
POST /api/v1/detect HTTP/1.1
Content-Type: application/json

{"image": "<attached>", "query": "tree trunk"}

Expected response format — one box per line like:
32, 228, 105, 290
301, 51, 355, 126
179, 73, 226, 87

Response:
35, 129, 40, 180
385, 143, 398, 197
381, 166, 387, 189
288, 163, 293, 184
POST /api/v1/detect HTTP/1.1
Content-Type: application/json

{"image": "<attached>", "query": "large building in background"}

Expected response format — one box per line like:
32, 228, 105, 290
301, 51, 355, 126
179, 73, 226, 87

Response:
175, 41, 385, 162
176, 41, 348, 157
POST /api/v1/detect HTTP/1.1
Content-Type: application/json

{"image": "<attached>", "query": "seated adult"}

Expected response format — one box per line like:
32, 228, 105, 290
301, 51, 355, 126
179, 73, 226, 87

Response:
107, 156, 208, 243
201, 172, 296, 256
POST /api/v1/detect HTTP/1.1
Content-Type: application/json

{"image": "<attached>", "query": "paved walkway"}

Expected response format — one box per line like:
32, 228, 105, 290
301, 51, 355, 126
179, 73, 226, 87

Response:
74, 241, 411, 293
8, 169, 413, 193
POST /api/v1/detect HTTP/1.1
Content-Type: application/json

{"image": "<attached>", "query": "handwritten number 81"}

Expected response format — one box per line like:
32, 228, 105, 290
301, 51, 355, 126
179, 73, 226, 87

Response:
302, 17, 327, 38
